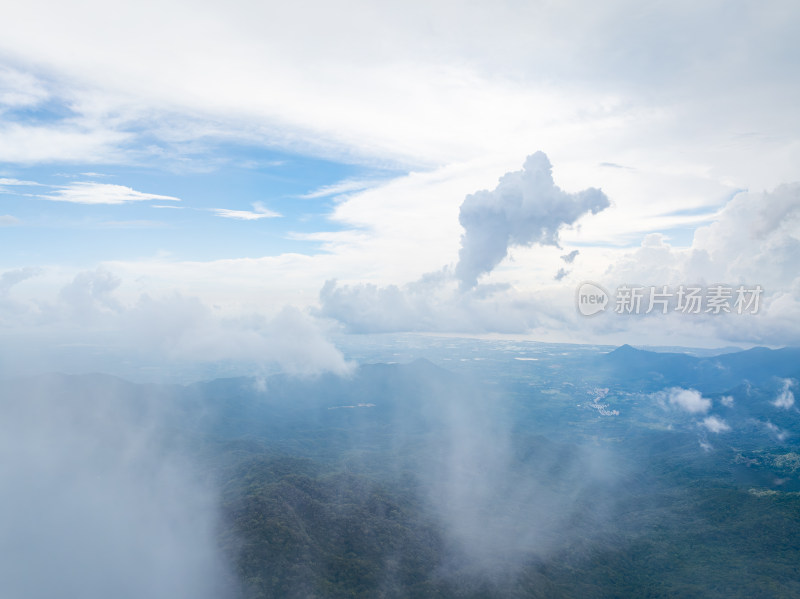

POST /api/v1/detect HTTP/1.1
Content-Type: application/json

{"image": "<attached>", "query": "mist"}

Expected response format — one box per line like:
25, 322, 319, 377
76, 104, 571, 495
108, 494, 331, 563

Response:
0, 375, 238, 599
3, 339, 796, 596
398, 366, 621, 578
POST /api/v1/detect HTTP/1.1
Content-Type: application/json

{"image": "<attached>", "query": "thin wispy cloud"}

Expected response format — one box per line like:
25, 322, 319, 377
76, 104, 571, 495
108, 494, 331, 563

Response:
301, 178, 384, 199
212, 202, 281, 220
0, 177, 43, 186
39, 182, 181, 205
0, 215, 20, 226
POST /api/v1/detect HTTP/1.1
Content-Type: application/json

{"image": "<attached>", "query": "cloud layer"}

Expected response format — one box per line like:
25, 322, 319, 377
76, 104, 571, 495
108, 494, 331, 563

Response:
0, 266, 351, 380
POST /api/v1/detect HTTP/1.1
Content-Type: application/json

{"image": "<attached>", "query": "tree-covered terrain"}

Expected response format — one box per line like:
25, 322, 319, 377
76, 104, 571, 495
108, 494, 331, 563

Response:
3, 343, 800, 597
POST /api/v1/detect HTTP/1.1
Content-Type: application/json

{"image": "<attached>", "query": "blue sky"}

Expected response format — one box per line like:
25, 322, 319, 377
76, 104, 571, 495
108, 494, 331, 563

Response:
1, 0, 800, 377
2, 148, 391, 264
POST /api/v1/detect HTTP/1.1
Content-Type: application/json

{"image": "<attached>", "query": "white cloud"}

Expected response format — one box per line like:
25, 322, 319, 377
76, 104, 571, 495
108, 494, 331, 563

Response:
666, 388, 712, 414
312, 174, 800, 347
39, 182, 180, 205
559, 182, 800, 347
773, 378, 796, 409
0, 177, 43, 186
315, 153, 610, 333
0, 267, 42, 318
0, 215, 20, 226
57, 267, 122, 323
121, 296, 350, 376
211, 201, 280, 220
455, 152, 609, 289
701, 415, 731, 433
0, 267, 351, 379
0, 1, 797, 184
77, 172, 800, 349
720, 395, 735, 407
0, 66, 49, 108
319, 273, 539, 334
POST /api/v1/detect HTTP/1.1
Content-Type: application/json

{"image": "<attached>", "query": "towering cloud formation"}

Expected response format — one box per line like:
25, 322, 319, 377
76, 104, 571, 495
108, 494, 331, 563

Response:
455, 152, 609, 289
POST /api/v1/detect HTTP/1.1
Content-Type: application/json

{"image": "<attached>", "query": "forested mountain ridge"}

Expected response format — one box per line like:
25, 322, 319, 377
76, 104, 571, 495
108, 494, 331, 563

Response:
3, 345, 800, 597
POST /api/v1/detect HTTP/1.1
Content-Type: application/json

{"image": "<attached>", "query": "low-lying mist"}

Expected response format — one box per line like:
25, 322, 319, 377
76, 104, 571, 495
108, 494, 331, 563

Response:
0, 375, 238, 599
394, 366, 621, 578
0, 359, 629, 597
198, 360, 626, 587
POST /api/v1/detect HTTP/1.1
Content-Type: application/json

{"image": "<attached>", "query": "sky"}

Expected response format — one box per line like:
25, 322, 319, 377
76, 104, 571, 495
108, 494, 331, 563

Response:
1, 0, 800, 378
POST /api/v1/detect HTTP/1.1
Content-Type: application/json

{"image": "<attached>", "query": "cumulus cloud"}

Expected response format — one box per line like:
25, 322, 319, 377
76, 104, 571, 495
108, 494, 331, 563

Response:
58, 267, 122, 322
211, 201, 281, 220
123, 295, 351, 376
317, 153, 611, 335
772, 378, 796, 409
589, 182, 800, 347
39, 182, 180, 205
665, 387, 712, 414
700, 415, 731, 433
720, 395, 735, 407
317, 176, 800, 346
455, 152, 609, 289
0, 268, 351, 379
319, 273, 544, 334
